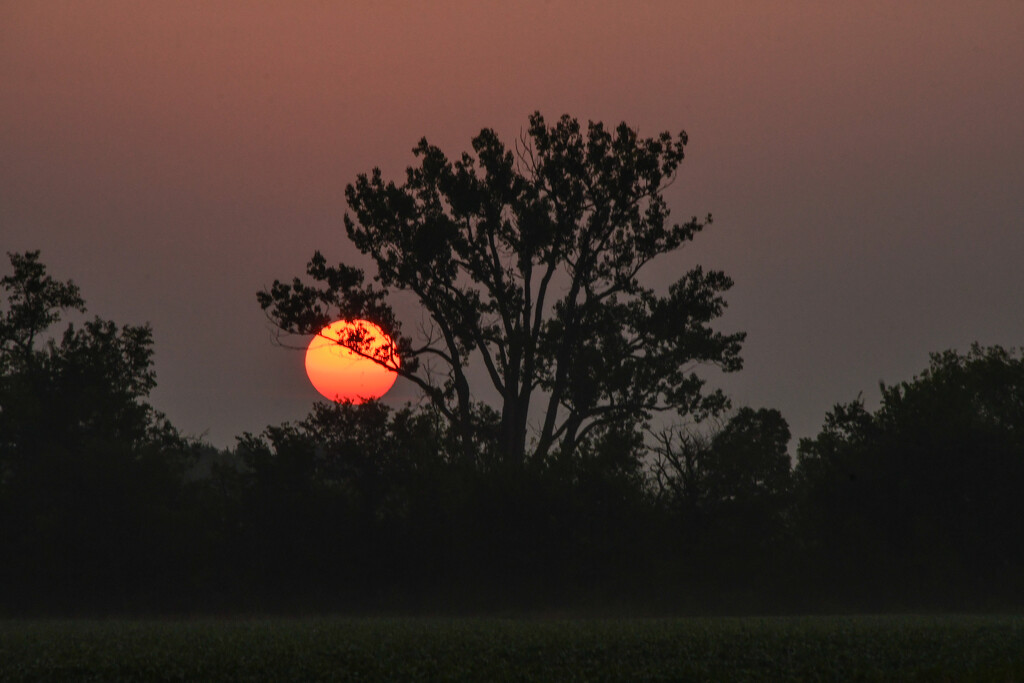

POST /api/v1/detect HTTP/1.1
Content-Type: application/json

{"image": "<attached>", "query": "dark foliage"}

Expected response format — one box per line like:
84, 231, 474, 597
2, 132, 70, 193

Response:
0, 252, 202, 613
4, 266, 1024, 613
794, 344, 1024, 610
649, 408, 795, 608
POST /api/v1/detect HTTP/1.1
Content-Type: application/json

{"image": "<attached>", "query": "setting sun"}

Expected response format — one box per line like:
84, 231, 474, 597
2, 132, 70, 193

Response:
304, 319, 399, 403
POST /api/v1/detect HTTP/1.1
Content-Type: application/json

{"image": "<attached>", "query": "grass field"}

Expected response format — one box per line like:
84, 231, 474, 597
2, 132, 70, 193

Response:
1, 615, 1022, 681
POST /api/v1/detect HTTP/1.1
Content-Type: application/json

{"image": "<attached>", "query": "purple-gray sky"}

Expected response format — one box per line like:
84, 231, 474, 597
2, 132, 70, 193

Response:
3, 2, 1023, 447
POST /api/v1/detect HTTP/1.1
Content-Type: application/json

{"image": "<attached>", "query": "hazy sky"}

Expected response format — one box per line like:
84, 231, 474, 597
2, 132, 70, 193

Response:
3, 1, 1023, 448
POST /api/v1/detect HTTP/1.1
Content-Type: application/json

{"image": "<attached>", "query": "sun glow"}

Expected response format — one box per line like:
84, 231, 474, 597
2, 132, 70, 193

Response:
304, 319, 400, 403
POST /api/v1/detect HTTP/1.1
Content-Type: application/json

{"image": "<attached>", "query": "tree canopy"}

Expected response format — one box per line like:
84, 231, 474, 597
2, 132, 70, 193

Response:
0, 251, 197, 610
0, 251, 170, 462
794, 344, 1024, 605
0, 250, 85, 373
259, 113, 744, 463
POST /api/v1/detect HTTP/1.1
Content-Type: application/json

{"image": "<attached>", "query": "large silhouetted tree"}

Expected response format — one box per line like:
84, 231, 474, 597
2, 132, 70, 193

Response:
259, 113, 744, 464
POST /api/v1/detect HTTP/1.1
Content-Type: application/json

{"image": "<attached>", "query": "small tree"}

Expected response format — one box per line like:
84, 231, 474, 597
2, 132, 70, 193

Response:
0, 250, 85, 373
652, 407, 792, 530
260, 113, 744, 464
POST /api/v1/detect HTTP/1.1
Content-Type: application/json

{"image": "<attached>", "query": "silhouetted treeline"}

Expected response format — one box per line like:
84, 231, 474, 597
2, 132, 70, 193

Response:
792, 344, 1024, 611
3, 253, 1024, 614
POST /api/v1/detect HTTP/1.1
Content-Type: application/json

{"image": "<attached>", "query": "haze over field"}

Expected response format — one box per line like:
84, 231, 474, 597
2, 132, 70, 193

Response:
3, 1, 1023, 446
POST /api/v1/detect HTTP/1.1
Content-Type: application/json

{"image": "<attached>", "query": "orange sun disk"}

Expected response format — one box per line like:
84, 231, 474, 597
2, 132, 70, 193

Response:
304, 319, 400, 403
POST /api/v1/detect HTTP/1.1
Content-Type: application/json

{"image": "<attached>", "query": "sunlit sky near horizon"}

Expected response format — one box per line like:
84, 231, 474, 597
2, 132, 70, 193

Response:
3, 1, 1023, 448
